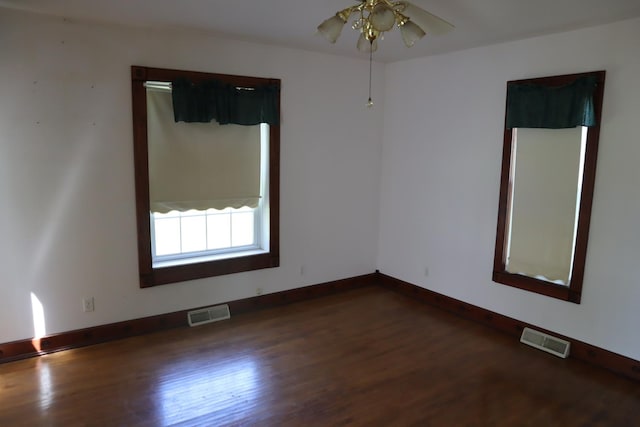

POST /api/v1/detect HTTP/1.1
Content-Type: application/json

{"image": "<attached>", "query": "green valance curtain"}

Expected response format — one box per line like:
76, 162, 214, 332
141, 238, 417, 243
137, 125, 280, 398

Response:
506, 75, 598, 129
172, 78, 280, 126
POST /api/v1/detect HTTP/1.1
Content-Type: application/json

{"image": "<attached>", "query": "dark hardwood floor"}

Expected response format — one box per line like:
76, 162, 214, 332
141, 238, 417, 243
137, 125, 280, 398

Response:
1, 286, 639, 426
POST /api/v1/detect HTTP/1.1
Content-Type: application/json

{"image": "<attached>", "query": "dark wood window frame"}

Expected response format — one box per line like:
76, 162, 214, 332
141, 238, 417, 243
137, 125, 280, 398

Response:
493, 71, 605, 303
131, 66, 280, 288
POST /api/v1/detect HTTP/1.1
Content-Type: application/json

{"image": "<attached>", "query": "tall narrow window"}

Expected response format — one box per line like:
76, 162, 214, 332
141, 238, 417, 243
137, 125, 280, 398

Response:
131, 66, 280, 287
493, 71, 605, 303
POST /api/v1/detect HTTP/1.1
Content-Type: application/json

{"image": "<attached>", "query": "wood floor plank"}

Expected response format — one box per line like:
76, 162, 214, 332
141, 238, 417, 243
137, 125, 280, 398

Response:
1, 286, 639, 426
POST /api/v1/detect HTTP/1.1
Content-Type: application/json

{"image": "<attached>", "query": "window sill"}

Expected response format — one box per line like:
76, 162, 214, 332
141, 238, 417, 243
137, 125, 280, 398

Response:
141, 251, 279, 288
153, 248, 268, 269
492, 271, 580, 303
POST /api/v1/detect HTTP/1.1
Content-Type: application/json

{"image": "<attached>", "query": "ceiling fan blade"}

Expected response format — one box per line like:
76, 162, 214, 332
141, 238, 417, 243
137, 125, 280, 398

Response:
400, 2, 454, 35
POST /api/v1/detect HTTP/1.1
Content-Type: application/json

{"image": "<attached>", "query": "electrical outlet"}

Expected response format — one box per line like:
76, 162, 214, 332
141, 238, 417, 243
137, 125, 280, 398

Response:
256, 288, 263, 296
83, 297, 95, 312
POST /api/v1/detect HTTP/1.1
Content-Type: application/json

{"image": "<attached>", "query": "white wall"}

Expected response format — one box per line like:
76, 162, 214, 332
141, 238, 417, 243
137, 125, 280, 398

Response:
0, 9, 384, 343
379, 17, 640, 360
3, 8, 639, 364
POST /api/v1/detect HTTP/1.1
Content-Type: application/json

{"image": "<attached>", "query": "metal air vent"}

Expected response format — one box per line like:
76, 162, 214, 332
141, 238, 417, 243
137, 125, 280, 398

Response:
520, 327, 570, 358
188, 304, 230, 327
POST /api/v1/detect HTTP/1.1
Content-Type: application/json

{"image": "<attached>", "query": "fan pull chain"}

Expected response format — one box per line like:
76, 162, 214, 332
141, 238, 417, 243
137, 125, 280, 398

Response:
366, 44, 374, 108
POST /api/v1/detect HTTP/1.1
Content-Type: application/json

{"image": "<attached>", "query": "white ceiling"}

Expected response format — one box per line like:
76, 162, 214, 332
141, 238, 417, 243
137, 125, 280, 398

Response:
2, 0, 640, 63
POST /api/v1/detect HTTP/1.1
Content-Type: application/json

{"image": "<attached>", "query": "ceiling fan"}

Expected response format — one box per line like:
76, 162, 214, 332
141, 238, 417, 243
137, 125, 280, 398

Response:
317, 0, 454, 106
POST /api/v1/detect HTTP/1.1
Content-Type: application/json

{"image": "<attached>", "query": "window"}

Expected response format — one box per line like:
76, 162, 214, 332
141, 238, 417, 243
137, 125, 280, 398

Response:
152, 207, 259, 261
493, 71, 605, 303
131, 66, 280, 287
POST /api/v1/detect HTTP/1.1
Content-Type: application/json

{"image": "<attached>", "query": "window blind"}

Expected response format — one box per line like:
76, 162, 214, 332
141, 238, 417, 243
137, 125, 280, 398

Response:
146, 88, 261, 213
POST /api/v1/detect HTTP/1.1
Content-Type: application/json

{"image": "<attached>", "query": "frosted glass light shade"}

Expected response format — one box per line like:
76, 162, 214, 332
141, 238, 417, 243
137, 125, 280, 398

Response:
370, 4, 396, 32
400, 20, 426, 47
317, 14, 347, 43
357, 33, 378, 53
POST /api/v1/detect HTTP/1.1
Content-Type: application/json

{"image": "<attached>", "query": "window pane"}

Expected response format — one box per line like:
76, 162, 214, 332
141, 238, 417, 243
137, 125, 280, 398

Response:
154, 210, 179, 219
235, 206, 254, 213
231, 211, 255, 247
207, 212, 231, 250
180, 214, 207, 253
154, 217, 181, 256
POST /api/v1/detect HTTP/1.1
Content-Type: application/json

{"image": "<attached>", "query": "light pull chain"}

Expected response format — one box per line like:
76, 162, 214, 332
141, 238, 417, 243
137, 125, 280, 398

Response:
366, 43, 374, 108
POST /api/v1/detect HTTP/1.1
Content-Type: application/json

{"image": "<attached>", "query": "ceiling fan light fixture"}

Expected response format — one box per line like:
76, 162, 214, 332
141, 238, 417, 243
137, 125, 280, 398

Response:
370, 3, 396, 32
317, 13, 349, 43
399, 19, 426, 47
317, 1, 454, 107
357, 33, 379, 53
317, 1, 453, 50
